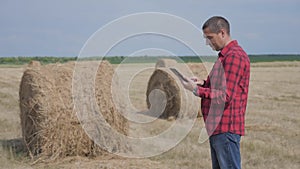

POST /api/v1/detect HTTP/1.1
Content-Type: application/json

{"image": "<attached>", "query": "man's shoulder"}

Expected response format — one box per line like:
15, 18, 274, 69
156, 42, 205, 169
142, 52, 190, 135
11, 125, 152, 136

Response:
224, 46, 250, 65
229, 41, 246, 54
223, 41, 246, 55
228, 42, 248, 59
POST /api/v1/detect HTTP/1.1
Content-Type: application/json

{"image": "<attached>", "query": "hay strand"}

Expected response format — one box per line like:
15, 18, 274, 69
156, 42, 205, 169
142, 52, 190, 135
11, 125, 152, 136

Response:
146, 68, 199, 119
19, 61, 128, 161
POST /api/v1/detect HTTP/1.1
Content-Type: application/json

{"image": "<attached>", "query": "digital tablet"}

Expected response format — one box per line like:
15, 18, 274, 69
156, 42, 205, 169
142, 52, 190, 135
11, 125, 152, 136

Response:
169, 68, 188, 82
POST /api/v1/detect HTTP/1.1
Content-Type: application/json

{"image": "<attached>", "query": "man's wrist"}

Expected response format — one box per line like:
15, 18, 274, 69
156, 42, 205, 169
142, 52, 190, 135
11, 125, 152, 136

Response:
199, 80, 205, 86
192, 86, 198, 96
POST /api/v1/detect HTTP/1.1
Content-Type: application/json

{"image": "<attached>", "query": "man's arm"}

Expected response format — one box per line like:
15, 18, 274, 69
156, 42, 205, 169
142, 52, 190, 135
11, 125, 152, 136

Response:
194, 54, 244, 104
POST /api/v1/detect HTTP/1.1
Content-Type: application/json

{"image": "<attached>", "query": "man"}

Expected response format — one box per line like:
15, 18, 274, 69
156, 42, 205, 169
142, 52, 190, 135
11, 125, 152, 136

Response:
181, 16, 250, 169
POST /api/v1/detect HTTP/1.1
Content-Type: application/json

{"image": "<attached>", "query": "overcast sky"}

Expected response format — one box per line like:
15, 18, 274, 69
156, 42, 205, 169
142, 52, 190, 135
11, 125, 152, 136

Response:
0, 0, 299, 57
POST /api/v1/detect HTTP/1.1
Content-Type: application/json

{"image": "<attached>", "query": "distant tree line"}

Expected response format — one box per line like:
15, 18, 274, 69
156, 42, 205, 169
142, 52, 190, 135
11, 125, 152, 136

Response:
0, 55, 299, 65
0, 56, 76, 65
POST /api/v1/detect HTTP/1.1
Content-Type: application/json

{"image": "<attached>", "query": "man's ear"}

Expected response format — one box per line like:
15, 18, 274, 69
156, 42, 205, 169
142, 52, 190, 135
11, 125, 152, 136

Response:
220, 29, 226, 38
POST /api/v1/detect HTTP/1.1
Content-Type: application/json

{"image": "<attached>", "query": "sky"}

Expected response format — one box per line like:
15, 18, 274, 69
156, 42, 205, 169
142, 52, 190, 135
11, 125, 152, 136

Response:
0, 0, 299, 57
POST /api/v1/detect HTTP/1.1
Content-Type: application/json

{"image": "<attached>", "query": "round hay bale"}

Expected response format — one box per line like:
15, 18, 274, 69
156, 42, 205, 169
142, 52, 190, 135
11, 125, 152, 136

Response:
155, 59, 177, 69
187, 62, 209, 79
146, 68, 198, 119
28, 60, 41, 67
19, 60, 128, 161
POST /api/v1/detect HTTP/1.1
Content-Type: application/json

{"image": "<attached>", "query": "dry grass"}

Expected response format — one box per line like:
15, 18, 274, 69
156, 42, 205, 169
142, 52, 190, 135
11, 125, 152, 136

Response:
19, 61, 129, 161
0, 62, 299, 168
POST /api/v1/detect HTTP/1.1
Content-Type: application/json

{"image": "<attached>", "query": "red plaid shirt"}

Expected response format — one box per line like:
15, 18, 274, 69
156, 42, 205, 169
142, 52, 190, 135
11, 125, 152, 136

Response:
195, 40, 250, 136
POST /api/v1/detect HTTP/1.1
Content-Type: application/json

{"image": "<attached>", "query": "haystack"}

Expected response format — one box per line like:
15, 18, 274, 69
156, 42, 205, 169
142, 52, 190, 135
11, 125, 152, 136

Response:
28, 60, 41, 67
187, 63, 209, 80
19, 60, 128, 161
155, 59, 178, 69
146, 68, 199, 119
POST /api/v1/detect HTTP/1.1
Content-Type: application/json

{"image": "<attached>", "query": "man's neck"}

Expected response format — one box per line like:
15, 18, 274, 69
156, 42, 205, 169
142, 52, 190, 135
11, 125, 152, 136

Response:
224, 37, 232, 47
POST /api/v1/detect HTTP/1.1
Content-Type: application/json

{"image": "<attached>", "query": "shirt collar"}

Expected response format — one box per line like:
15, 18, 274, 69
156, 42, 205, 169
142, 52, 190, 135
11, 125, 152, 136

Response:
218, 40, 238, 58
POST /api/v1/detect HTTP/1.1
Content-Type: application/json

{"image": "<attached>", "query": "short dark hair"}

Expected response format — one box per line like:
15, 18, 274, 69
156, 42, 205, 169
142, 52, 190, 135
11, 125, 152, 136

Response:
202, 16, 230, 35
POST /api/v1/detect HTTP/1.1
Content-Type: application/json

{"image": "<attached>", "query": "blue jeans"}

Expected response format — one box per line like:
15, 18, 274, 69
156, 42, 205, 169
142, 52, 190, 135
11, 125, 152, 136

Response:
209, 132, 241, 169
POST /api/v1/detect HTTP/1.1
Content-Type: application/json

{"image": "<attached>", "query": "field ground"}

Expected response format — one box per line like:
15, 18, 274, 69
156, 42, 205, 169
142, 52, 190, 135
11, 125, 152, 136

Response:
0, 61, 299, 168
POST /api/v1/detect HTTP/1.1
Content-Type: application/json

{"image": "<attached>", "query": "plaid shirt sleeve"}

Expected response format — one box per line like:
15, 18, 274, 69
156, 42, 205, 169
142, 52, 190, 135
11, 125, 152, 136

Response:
195, 51, 244, 105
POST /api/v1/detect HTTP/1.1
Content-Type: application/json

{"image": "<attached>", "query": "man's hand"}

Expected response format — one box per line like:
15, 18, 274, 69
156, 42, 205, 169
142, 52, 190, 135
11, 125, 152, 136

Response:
190, 76, 205, 86
179, 76, 205, 92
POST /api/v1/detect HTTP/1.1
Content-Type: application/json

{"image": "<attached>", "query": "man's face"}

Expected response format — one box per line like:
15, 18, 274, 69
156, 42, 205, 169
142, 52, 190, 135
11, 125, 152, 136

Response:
203, 27, 224, 51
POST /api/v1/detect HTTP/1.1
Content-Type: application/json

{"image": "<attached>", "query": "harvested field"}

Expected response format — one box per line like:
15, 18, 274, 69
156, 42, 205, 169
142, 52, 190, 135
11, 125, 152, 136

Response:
0, 61, 299, 168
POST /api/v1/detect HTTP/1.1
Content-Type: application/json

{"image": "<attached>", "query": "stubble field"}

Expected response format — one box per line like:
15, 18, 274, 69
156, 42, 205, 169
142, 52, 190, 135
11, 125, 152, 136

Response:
0, 61, 299, 169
